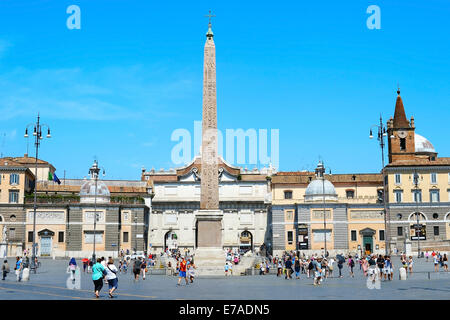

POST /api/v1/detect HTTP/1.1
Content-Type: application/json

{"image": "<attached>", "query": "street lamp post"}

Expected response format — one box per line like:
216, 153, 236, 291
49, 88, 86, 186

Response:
89, 160, 105, 263
317, 161, 331, 258
413, 171, 422, 258
370, 115, 389, 256
24, 114, 51, 274
134, 214, 138, 255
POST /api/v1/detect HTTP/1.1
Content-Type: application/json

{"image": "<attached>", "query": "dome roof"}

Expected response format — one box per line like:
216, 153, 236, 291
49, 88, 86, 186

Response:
305, 161, 337, 202
415, 133, 436, 154
80, 179, 110, 203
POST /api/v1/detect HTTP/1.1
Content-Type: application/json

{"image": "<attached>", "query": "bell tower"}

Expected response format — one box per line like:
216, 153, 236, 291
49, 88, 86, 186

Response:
387, 89, 416, 163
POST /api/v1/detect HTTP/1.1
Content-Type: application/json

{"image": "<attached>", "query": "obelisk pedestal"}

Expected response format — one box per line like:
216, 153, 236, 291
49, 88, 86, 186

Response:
194, 210, 224, 275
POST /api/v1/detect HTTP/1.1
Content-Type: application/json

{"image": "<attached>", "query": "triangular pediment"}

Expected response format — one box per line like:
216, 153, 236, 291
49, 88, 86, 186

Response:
38, 228, 55, 236
359, 228, 376, 236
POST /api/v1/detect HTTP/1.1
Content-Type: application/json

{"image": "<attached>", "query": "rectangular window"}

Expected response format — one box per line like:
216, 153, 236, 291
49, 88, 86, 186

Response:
379, 230, 385, 241
312, 229, 332, 242
239, 186, 253, 195
394, 190, 403, 203
164, 186, 177, 195
346, 190, 355, 199
287, 231, 293, 243
431, 173, 437, 184
58, 231, 64, 243
9, 174, 19, 185
84, 231, 103, 244
28, 231, 33, 242
433, 226, 439, 236
400, 138, 406, 151
285, 210, 294, 220
430, 190, 440, 203
9, 190, 19, 203
123, 232, 129, 243
412, 190, 422, 203
284, 191, 293, 199
397, 227, 403, 236
377, 189, 384, 203
395, 174, 401, 185
9, 228, 15, 239
351, 230, 357, 241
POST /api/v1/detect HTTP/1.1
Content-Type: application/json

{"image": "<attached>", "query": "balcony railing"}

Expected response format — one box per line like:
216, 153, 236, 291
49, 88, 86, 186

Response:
24, 194, 145, 205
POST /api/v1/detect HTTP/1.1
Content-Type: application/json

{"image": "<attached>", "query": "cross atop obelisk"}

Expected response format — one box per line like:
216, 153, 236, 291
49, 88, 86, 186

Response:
200, 10, 219, 210
205, 10, 216, 25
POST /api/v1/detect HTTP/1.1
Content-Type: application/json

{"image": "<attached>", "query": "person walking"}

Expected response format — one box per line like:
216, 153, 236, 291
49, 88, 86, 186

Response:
376, 254, 384, 276
133, 257, 143, 281
443, 254, 448, 271
408, 256, 414, 274
312, 258, 323, 286
277, 260, 283, 277
68, 257, 77, 283
348, 255, 355, 278
105, 257, 118, 298
88, 259, 93, 273
188, 261, 196, 283
284, 257, 293, 279
362, 256, 369, 276
337, 254, 344, 278
15, 257, 22, 282
294, 258, 301, 279
383, 256, 393, 281
177, 257, 189, 286
141, 259, 147, 280
259, 262, 265, 275
92, 258, 106, 298
328, 257, 334, 277
82, 259, 88, 273
425, 251, 429, 262
2, 260, 10, 280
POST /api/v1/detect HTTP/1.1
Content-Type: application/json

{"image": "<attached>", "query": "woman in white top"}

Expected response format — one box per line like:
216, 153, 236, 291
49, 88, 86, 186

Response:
328, 258, 334, 277
105, 257, 118, 298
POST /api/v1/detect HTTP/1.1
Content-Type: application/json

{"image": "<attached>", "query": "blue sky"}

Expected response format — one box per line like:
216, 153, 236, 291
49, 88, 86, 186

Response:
0, 0, 449, 180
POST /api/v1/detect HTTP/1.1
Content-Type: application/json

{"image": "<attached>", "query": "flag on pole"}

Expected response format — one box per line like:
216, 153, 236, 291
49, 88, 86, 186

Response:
48, 171, 61, 185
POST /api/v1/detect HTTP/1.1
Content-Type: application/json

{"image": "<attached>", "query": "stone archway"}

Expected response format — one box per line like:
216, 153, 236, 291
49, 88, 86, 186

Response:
408, 212, 427, 241
239, 230, 253, 253
164, 230, 178, 252
445, 212, 450, 240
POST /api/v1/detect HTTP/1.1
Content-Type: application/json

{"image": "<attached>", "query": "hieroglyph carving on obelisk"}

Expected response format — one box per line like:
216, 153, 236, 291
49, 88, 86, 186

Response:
200, 12, 219, 210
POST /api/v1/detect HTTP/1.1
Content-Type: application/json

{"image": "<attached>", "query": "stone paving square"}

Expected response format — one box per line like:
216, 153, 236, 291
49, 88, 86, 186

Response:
0, 257, 449, 300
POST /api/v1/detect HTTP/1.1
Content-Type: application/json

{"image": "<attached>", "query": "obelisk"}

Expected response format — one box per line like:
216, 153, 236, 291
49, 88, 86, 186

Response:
195, 12, 224, 274
200, 12, 219, 211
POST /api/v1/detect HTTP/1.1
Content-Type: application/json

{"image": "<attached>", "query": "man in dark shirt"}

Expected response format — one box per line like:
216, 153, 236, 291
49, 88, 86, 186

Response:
376, 254, 384, 275
284, 258, 293, 279
368, 255, 376, 266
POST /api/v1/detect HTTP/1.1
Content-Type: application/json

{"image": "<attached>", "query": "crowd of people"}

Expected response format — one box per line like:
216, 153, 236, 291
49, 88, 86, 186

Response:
264, 249, 450, 286
2, 247, 449, 299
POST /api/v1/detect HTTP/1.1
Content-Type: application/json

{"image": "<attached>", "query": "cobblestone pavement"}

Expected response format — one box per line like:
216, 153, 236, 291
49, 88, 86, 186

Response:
0, 257, 449, 300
